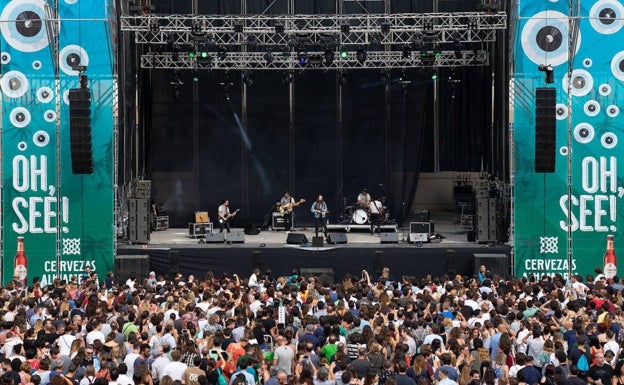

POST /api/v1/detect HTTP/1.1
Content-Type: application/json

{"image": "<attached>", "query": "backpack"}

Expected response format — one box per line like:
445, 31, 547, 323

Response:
217, 368, 228, 385
577, 353, 589, 372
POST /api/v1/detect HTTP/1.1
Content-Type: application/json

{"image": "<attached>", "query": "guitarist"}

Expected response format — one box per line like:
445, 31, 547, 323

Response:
217, 199, 234, 233
279, 191, 305, 231
310, 195, 329, 237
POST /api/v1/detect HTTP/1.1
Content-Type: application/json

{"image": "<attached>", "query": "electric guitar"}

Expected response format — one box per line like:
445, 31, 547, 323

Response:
279, 199, 306, 213
219, 209, 240, 224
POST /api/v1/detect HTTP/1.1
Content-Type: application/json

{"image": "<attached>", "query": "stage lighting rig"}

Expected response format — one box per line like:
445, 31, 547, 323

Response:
356, 47, 367, 64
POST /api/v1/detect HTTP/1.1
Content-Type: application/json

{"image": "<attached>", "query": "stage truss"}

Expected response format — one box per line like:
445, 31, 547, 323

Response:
120, 12, 506, 70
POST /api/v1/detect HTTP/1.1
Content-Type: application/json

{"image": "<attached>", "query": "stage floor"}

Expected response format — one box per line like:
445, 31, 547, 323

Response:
116, 211, 511, 280
135, 210, 494, 249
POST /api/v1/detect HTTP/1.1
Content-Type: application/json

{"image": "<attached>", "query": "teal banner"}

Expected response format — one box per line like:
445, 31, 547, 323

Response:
513, 1, 624, 278
1, 0, 115, 285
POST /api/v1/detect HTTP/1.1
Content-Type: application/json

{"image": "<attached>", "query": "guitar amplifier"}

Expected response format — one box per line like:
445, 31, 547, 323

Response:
189, 222, 213, 238
272, 212, 285, 230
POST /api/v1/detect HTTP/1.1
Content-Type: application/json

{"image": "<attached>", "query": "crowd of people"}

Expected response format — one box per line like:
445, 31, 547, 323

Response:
0, 264, 622, 385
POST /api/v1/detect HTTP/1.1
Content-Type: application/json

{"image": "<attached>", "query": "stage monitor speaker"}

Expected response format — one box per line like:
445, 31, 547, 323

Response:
244, 224, 261, 235
227, 232, 245, 243
535, 88, 556, 173
474, 253, 510, 278
205, 232, 225, 243
286, 233, 308, 245
115, 255, 149, 284
300, 268, 335, 286
68, 88, 93, 174
168, 250, 180, 274
327, 232, 347, 244
312, 236, 324, 247
380, 232, 399, 244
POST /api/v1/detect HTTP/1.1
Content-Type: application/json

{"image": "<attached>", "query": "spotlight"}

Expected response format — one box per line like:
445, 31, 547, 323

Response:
431, 71, 438, 80
275, 22, 285, 34
434, 47, 442, 57
193, 70, 199, 82
380, 22, 391, 34
412, 31, 424, 49
242, 72, 253, 87
282, 72, 292, 85
264, 51, 274, 64
356, 47, 367, 64
188, 51, 196, 58
198, 50, 212, 65
340, 48, 348, 59
538, 64, 555, 84
217, 46, 227, 60
297, 51, 308, 66
402, 46, 412, 59
234, 22, 244, 33
172, 44, 179, 62
308, 54, 323, 67
340, 23, 350, 33
324, 47, 335, 66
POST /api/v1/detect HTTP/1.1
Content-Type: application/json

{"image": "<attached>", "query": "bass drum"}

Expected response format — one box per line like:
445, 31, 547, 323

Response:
352, 209, 369, 224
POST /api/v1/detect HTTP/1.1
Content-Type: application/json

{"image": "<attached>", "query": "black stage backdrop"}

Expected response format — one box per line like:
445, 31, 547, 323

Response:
130, 0, 503, 227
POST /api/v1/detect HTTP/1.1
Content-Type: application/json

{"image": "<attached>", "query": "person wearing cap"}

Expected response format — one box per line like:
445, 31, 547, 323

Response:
299, 324, 320, 350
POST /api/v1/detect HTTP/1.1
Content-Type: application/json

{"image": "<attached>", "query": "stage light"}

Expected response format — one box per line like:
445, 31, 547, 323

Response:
431, 71, 438, 80
188, 51, 196, 58
381, 22, 391, 34
193, 71, 199, 82
538, 64, 555, 84
242, 72, 253, 87
275, 22, 285, 34
217, 46, 227, 60
340, 23, 350, 33
324, 47, 334, 66
340, 48, 348, 59
356, 47, 367, 64
402, 46, 412, 59
297, 51, 308, 66
412, 31, 424, 49
434, 47, 442, 57
234, 22, 244, 33
264, 51, 274, 64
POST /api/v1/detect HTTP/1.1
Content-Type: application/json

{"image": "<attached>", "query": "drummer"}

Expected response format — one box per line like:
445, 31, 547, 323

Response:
357, 189, 371, 208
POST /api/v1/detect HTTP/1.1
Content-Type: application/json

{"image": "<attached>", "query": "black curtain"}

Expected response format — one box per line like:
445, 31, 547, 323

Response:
132, 0, 503, 227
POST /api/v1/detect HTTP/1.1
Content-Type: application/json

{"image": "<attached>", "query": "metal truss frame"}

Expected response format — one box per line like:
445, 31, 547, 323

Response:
121, 12, 506, 46
121, 12, 504, 70
140, 49, 489, 70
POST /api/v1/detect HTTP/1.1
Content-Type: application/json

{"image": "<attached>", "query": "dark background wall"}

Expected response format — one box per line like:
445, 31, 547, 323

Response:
120, 0, 508, 227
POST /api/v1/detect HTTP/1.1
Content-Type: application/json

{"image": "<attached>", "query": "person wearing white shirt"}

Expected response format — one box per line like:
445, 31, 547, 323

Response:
603, 329, 620, 366
162, 350, 188, 382
116, 363, 134, 385
151, 346, 171, 381
86, 322, 106, 346
123, 342, 140, 378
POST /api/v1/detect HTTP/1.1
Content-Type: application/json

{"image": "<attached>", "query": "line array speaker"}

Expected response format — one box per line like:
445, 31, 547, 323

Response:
535, 87, 556, 173
69, 88, 93, 174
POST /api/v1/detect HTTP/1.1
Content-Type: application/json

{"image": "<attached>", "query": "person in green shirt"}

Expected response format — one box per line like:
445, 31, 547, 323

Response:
122, 313, 139, 337
320, 335, 339, 362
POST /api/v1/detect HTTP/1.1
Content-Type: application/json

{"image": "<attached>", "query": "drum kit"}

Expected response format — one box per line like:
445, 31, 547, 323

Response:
340, 200, 391, 225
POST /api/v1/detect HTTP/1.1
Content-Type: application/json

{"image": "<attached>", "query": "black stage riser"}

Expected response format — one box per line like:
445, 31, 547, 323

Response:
117, 246, 511, 280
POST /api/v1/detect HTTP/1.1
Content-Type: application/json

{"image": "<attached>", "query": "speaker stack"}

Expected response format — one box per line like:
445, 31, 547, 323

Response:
476, 197, 497, 242
128, 180, 151, 244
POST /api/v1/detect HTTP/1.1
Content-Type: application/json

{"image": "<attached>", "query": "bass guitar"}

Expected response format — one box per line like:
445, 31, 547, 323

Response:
279, 199, 306, 213
219, 209, 240, 224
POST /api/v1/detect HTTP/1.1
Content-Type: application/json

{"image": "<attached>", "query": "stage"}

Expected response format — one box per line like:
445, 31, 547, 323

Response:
116, 211, 512, 281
